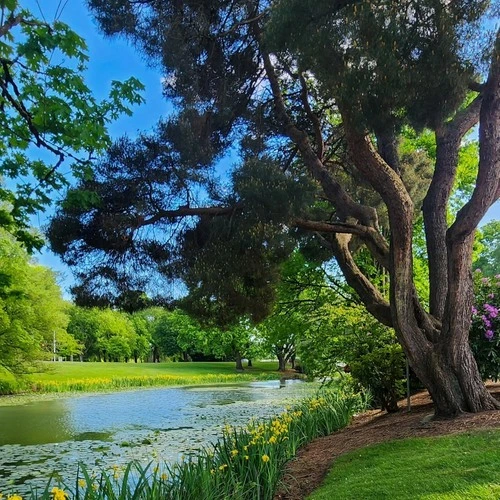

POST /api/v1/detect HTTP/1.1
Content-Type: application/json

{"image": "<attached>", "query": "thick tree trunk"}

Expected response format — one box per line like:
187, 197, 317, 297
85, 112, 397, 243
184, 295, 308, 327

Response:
403, 336, 499, 417
341, 109, 499, 418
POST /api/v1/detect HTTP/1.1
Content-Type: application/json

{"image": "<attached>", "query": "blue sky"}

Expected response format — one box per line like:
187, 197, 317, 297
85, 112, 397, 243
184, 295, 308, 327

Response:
25, 0, 168, 292
22, 1, 500, 296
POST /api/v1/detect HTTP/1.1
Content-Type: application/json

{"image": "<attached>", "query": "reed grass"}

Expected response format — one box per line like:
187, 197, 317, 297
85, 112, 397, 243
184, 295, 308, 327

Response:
0, 362, 282, 395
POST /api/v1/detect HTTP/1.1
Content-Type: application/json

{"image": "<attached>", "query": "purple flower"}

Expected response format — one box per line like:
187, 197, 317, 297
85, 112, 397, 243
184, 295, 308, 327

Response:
495, 274, 500, 279
485, 330, 494, 340
489, 293, 495, 299
472, 306, 478, 315
484, 304, 499, 319
481, 277, 490, 284
482, 315, 492, 328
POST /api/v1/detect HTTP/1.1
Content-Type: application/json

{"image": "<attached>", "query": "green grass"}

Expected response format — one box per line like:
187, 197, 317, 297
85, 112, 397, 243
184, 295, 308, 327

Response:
0, 361, 282, 394
308, 429, 500, 500
29, 360, 279, 381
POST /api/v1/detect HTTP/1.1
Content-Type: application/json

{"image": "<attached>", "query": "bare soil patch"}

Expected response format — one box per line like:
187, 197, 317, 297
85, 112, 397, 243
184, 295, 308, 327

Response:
275, 384, 500, 500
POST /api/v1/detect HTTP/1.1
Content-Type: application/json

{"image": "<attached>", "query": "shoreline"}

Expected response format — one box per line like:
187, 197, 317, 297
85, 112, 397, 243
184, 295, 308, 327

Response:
0, 371, 305, 407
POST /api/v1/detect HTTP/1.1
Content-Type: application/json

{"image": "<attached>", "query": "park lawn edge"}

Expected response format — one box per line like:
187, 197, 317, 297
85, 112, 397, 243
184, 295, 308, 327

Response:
307, 428, 500, 500
0, 361, 288, 397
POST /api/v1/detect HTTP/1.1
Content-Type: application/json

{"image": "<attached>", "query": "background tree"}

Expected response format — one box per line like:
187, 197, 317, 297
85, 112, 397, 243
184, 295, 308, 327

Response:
67, 306, 101, 361
152, 308, 201, 361
258, 251, 335, 371
0, 0, 143, 250
130, 311, 153, 362
49, 0, 500, 417
93, 308, 135, 362
474, 220, 500, 276
0, 228, 72, 374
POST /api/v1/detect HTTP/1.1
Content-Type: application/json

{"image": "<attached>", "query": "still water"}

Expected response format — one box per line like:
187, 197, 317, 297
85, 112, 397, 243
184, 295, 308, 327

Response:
0, 380, 317, 494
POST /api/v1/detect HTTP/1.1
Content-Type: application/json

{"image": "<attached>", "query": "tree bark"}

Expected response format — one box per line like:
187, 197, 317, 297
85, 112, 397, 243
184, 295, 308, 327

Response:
277, 352, 287, 372
235, 352, 244, 371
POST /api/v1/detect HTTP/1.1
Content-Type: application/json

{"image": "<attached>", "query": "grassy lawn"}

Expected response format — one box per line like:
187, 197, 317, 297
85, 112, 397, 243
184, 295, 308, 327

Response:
0, 361, 282, 394
28, 360, 279, 381
308, 430, 500, 500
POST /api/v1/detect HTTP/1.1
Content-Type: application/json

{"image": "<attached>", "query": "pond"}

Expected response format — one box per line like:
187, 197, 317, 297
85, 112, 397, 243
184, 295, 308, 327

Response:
0, 379, 318, 495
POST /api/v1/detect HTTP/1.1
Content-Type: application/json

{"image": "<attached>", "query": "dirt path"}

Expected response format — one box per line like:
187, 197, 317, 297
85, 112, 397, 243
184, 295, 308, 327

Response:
275, 384, 500, 500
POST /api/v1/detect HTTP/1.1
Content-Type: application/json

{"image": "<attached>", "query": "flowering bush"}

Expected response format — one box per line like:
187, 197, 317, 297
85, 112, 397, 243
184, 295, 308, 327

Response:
470, 270, 500, 381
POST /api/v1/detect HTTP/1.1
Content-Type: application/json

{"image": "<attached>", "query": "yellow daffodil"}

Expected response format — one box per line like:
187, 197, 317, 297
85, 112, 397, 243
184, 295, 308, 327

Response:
262, 454, 270, 463
231, 449, 239, 457
78, 479, 86, 488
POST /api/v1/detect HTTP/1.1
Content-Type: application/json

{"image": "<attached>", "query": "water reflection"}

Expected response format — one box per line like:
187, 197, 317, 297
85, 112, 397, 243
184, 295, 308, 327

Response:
0, 379, 317, 495
0, 399, 73, 445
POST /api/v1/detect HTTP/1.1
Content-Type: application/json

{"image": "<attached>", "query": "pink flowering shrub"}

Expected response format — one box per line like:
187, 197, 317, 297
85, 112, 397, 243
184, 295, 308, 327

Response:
470, 270, 500, 381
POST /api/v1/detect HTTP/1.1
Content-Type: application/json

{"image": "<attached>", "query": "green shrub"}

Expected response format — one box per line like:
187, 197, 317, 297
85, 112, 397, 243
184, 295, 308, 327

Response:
350, 344, 405, 412
299, 304, 406, 412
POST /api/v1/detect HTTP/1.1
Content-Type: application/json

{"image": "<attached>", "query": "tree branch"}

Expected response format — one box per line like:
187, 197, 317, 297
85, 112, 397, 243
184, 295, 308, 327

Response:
298, 73, 324, 160
422, 94, 483, 319
449, 29, 500, 242
294, 217, 390, 268
258, 43, 379, 227
0, 14, 23, 37
330, 233, 393, 326
140, 205, 240, 226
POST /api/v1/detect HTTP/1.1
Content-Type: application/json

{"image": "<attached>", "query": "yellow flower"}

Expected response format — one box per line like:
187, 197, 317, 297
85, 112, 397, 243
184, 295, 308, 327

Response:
268, 436, 277, 444
92, 484, 98, 492
262, 454, 270, 463
231, 449, 239, 457
51, 487, 67, 500
244, 455, 249, 460
210, 469, 215, 475
219, 464, 228, 471
161, 473, 168, 481
243, 445, 248, 451
78, 479, 86, 488
7, 496, 22, 500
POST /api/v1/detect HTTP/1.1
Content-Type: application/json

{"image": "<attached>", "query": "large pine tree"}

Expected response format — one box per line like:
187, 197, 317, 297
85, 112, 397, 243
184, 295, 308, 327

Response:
49, 0, 500, 417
